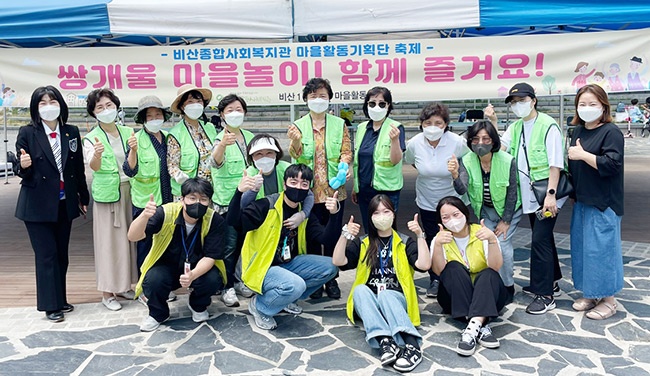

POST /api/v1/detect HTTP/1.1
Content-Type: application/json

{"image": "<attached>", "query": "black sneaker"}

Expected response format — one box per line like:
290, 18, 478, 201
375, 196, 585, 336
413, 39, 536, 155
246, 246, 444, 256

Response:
456, 329, 477, 356
523, 282, 561, 297
393, 344, 422, 372
426, 279, 439, 298
309, 286, 324, 299
379, 338, 400, 366
477, 325, 500, 349
526, 295, 556, 315
325, 279, 341, 299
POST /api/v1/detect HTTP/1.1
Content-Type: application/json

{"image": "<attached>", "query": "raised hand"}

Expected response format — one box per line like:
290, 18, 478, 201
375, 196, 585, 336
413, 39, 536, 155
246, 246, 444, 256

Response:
19, 148, 32, 169
237, 169, 257, 193
568, 138, 585, 161
436, 224, 453, 245
325, 191, 340, 214
93, 137, 104, 157
221, 129, 237, 147
407, 213, 423, 237
252, 170, 263, 192
389, 124, 400, 140
345, 215, 361, 238
287, 124, 302, 142
447, 154, 459, 177
127, 130, 138, 152
476, 219, 497, 242
142, 194, 157, 218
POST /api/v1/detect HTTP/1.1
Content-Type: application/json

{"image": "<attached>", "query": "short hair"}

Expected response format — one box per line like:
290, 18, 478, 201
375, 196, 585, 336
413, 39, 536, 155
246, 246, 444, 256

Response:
362, 86, 393, 119
283, 163, 314, 183
436, 196, 471, 225
418, 102, 450, 131
181, 177, 214, 200
466, 120, 501, 153
571, 84, 613, 126
631, 98, 639, 105
302, 78, 333, 102
29, 86, 69, 125
217, 94, 248, 114
246, 133, 284, 166
178, 90, 208, 115
86, 88, 121, 119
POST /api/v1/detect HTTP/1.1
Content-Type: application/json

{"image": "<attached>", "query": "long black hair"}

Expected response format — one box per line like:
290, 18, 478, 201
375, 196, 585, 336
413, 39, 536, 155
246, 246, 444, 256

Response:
29, 86, 68, 126
363, 194, 396, 269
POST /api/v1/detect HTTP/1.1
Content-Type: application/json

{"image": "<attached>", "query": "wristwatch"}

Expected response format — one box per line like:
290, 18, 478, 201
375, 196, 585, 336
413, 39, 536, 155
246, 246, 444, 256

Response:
547, 188, 556, 195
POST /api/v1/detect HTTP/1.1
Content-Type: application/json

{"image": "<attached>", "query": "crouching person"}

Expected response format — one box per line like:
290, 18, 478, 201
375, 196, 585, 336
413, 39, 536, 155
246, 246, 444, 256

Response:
128, 178, 227, 332
228, 164, 339, 330
332, 195, 430, 373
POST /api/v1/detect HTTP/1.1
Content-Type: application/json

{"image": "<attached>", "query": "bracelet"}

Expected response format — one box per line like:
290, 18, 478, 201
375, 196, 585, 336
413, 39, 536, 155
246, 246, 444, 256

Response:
418, 232, 426, 239
488, 241, 498, 245
341, 224, 355, 241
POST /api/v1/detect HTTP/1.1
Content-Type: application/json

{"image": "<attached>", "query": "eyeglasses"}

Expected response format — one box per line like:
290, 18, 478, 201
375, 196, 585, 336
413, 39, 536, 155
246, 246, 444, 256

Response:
471, 136, 493, 144
368, 101, 388, 109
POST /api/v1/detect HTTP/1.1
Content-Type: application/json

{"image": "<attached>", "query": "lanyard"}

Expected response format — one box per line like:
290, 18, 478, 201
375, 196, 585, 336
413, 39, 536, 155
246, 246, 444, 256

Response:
378, 236, 392, 276
181, 225, 200, 263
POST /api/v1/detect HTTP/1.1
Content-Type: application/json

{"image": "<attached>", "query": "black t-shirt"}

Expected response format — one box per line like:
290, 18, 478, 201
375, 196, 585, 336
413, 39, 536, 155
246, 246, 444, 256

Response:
262, 169, 279, 196
568, 122, 624, 216
145, 206, 225, 273
342, 234, 422, 294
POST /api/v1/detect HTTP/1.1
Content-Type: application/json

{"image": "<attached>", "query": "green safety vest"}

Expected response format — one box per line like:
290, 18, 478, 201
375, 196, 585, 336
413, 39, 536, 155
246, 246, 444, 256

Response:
347, 231, 420, 326
353, 118, 403, 192
442, 224, 489, 282
211, 129, 255, 206
293, 113, 345, 180
130, 130, 168, 208
462, 151, 521, 218
168, 120, 217, 196
240, 192, 308, 294
507, 113, 562, 182
245, 160, 290, 200
135, 202, 226, 297
84, 125, 132, 203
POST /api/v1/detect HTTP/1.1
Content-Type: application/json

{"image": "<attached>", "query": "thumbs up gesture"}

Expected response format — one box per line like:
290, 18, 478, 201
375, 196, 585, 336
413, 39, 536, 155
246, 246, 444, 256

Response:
568, 138, 585, 161
287, 124, 302, 142
344, 215, 361, 238
19, 148, 32, 169
142, 194, 157, 219
476, 218, 497, 242
325, 190, 340, 214
407, 213, 424, 238
251, 169, 263, 192
222, 128, 237, 146
447, 154, 459, 178
389, 124, 400, 140
93, 137, 104, 157
435, 223, 453, 245
237, 169, 257, 193
127, 130, 138, 152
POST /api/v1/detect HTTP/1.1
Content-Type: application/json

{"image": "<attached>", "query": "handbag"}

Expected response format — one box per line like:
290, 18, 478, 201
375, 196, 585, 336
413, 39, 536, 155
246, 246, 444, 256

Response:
531, 170, 574, 206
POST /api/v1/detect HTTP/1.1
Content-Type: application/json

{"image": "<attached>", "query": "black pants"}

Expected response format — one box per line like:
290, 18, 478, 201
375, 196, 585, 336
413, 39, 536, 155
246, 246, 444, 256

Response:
24, 200, 72, 312
438, 261, 507, 320
419, 207, 441, 283
143, 264, 223, 322
132, 206, 152, 275
527, 213, 562, 296
310, 200, 346, 258
221, 211, 243, 289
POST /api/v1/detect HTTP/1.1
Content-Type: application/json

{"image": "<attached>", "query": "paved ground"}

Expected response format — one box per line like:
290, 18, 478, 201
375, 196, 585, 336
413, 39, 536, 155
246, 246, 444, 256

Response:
0, 134, 649, 375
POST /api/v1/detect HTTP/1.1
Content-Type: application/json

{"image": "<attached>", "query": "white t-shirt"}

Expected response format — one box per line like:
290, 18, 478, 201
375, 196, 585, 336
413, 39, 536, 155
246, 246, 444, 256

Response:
83, 132, 129, 182
501, 116, 567, 214
404, 131, 470, 211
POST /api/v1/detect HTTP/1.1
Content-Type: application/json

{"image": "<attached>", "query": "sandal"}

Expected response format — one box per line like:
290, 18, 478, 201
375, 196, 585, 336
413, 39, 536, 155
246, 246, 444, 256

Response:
572, 298, 597, 312
586, 300, 617, 320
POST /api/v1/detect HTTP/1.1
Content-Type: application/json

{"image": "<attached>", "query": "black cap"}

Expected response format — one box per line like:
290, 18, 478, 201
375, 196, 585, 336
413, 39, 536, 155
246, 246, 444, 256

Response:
505, 83, 536, 104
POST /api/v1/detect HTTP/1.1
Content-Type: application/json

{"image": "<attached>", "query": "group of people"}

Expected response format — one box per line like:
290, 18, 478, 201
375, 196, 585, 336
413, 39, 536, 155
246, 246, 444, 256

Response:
15, 78, 624, 373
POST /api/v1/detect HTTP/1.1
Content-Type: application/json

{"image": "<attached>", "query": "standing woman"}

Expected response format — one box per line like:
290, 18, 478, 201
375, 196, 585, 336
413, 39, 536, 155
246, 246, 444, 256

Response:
332, 195, 430, 372
167, 84, 217, 200
210, 94, 255, 307
352, 86, 406, 233
16, 86, 90, 322
567, 84, 624, 320
83, 88, 137, 311
403, 102, 470, 298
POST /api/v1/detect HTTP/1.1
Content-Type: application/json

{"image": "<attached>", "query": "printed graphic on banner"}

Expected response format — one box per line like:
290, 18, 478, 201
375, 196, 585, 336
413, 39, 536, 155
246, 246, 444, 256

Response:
1, 29, 649, 107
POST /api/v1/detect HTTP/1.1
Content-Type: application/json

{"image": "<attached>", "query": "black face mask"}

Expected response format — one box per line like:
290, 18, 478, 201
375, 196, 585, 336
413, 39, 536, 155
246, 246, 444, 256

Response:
185, 202, 208, 219
471, 143, 492, 157
284, 186, 309, 203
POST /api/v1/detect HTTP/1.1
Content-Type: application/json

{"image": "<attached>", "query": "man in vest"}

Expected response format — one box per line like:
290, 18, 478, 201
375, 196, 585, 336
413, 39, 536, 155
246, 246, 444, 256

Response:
287, 78, 352, 300
228, 164, 340, 330
128, 178, 227, 332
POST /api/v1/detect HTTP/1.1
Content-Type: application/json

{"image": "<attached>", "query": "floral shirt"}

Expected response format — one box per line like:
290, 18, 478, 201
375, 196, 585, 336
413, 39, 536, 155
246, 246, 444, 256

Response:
167, 121, 215, 196
309, 125, 352, 203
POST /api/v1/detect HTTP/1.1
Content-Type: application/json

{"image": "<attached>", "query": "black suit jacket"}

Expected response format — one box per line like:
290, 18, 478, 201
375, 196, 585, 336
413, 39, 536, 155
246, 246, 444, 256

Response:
15, 122, 90, 222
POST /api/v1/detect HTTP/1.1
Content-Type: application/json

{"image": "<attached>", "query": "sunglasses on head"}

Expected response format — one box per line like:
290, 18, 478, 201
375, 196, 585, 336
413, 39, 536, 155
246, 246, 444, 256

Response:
368, 101, 388, 109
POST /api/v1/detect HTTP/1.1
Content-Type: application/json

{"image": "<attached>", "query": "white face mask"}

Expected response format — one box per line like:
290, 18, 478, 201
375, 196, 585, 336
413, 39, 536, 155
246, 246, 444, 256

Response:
183, 103, 204, 120
372, 213, 394, 231
511, 101, 533, 118
39, 105, 60, 122
577, 106, 603, 123
224, 111, 245, 128
307, 98, 329, 114
368, 106, 388, 122
145, 119, 164, 133
423, 125, 444, 141
96, 108, 117, 124
254, 156, 276, 174
444, 216, 467, 233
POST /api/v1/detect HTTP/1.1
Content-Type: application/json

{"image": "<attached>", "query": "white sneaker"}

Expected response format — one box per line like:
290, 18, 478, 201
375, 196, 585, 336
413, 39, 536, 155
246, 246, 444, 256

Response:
248, 295, 277, 330
140, 315, 168, 332
187, 301, 209, 322
221, 287, 240, 307
234, 282, 254, 298
102, 296, 122, 311
167, 291, 177, 302
282, 302, 303, 315
117, 290, 135, 300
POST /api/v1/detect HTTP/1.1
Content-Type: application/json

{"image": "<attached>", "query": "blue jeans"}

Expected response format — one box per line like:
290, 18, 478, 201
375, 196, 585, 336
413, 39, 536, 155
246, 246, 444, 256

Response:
353, 285, 421, 348
480, 206, 523, 287
256, 255, 338, 316
357, 185, 401, 233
